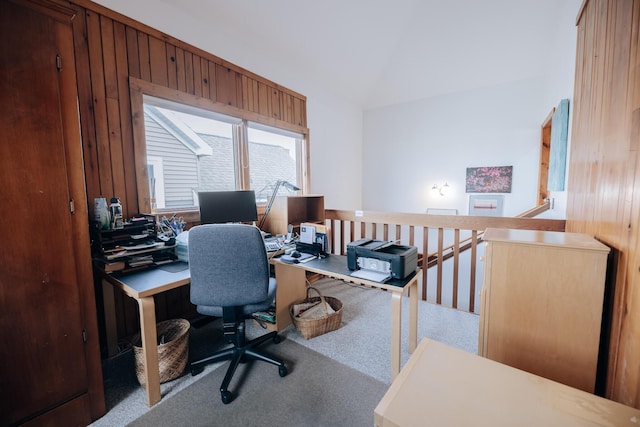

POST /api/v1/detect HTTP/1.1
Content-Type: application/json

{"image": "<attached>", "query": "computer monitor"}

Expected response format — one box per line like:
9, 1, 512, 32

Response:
197, 190, 258, 224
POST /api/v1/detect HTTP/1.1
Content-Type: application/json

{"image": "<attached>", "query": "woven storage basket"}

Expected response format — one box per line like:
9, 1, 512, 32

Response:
132, 318, 190, 386
289, 286, 343, 339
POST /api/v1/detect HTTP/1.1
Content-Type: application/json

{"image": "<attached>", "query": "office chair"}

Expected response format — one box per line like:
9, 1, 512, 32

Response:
188, 224, 288, 404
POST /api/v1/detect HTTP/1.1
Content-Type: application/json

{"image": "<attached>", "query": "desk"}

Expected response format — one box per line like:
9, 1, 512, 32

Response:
102, 266, 190, 406
374, 339, 640, 426
102, 255, 420, 406
273, 255, 421, 381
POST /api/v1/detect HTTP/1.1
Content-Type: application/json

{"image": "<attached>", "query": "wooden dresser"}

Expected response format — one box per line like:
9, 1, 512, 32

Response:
478, 228, 609, 392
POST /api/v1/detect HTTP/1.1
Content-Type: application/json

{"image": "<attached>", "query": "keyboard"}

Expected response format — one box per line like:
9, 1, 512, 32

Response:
264, 238, 284, 252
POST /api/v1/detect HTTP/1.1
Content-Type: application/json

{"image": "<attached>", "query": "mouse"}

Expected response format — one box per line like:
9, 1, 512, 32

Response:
290, 250, 301, 258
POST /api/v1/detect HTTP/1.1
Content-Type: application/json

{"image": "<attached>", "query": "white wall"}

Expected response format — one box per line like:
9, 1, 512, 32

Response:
362, 0, 580, 217
363, 77, 548, 216
536, 0, 583, 220
306, 95, 363, 210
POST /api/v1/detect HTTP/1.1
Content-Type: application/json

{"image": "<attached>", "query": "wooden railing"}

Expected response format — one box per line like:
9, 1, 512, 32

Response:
324, 209, 565, 313
421, 201, 553, 269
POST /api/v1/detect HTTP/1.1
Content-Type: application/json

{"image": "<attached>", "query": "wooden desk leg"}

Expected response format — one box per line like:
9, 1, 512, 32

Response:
408, 279, 419, 354
137, 296, 161, 406
273, 263, 308, 332
390, 292, 402, 381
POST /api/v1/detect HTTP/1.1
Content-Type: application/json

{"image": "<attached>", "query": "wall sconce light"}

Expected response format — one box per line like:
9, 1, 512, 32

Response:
431, 182, 450, 197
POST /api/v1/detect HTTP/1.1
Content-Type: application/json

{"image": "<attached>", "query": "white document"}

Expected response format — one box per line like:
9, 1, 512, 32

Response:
300, 225, 316, 244
349, 269, 390, 283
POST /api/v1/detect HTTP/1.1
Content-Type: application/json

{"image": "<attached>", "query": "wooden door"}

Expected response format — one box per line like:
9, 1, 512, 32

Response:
537, 108, 553, 205
0, 1, 101, 425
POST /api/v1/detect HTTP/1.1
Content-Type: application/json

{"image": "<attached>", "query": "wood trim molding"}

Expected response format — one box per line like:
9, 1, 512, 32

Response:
10, 0, 77, 22
129, 77, 308, 136
576, 0, 589, 25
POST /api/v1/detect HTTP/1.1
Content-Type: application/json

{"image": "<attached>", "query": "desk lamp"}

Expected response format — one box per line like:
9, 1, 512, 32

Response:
258, 179, 300, 230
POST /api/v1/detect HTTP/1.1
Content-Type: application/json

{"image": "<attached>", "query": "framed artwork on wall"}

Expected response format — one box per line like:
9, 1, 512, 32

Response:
548, 99, 569, 191
469, 195, 504, 216
465, 166, 513, 193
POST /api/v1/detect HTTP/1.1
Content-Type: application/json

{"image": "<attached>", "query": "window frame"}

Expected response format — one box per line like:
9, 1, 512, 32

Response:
129, 78, 310, 222
146, 156, 166, 210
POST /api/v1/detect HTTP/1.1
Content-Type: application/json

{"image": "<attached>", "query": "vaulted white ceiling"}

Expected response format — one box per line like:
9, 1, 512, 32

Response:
95, 0, 578, 109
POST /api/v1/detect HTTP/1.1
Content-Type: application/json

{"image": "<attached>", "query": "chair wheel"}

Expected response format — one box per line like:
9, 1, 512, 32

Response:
279, 365, 288, 377
273, 334, 281, 344
221, 390, 234, 404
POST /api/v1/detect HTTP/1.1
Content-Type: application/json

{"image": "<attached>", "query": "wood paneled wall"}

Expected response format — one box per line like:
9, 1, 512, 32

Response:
68, 0, 308, 343
568, 0, 640, 407
72, 0, 307, 218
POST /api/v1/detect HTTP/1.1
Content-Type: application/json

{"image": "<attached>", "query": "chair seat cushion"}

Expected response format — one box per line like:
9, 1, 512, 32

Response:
196, 277, 277, 317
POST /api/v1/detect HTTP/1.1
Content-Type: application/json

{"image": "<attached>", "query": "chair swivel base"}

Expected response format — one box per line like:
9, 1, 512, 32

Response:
190, 330, 288, 404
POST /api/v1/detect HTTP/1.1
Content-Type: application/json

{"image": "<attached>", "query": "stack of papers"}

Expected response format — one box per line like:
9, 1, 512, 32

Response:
128, 255, 154, 267
349, 269, 391, 283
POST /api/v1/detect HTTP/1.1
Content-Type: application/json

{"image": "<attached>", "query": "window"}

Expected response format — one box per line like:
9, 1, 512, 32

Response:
147, 156, 165, 210
130, 81, 308, 216
248, 124, 301, 203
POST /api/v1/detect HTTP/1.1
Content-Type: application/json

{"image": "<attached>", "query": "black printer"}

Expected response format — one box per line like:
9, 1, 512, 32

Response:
347, 239, 418, 280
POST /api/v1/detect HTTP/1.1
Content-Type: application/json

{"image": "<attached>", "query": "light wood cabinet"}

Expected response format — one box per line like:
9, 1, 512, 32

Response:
262, 195, 325, 235
478, 228, 610, 393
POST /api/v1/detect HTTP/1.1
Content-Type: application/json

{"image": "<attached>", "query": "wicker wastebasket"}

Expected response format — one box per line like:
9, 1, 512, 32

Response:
132, 318, 190, 386
289, 286, 343, 339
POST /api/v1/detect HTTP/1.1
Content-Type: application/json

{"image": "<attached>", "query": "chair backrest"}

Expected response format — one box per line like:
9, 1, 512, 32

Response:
188, 224, 270, 308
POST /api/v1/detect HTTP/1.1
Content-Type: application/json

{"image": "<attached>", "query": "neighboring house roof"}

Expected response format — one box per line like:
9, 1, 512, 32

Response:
248, 142, 297, 201
144, 105, 213, 156
144, 111, 297, 207
197, 133, 297, 201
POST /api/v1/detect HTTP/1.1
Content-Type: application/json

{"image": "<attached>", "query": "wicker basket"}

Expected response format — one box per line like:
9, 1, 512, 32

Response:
290, 286, 343, 339
132, 318, 190, 386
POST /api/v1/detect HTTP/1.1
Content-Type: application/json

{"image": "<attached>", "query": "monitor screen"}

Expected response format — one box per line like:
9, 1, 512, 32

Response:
198, 190, 258, 224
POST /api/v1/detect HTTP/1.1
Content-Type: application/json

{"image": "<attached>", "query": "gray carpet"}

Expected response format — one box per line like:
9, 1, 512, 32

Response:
281, 278, 478, 384
127, 339, 387, 427
91, 277, 479, 426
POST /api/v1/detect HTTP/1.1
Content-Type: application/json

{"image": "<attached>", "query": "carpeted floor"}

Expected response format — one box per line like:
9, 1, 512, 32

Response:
90, 277, 479, 426
128, 339, 388, 427
282, 278, 478, 384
